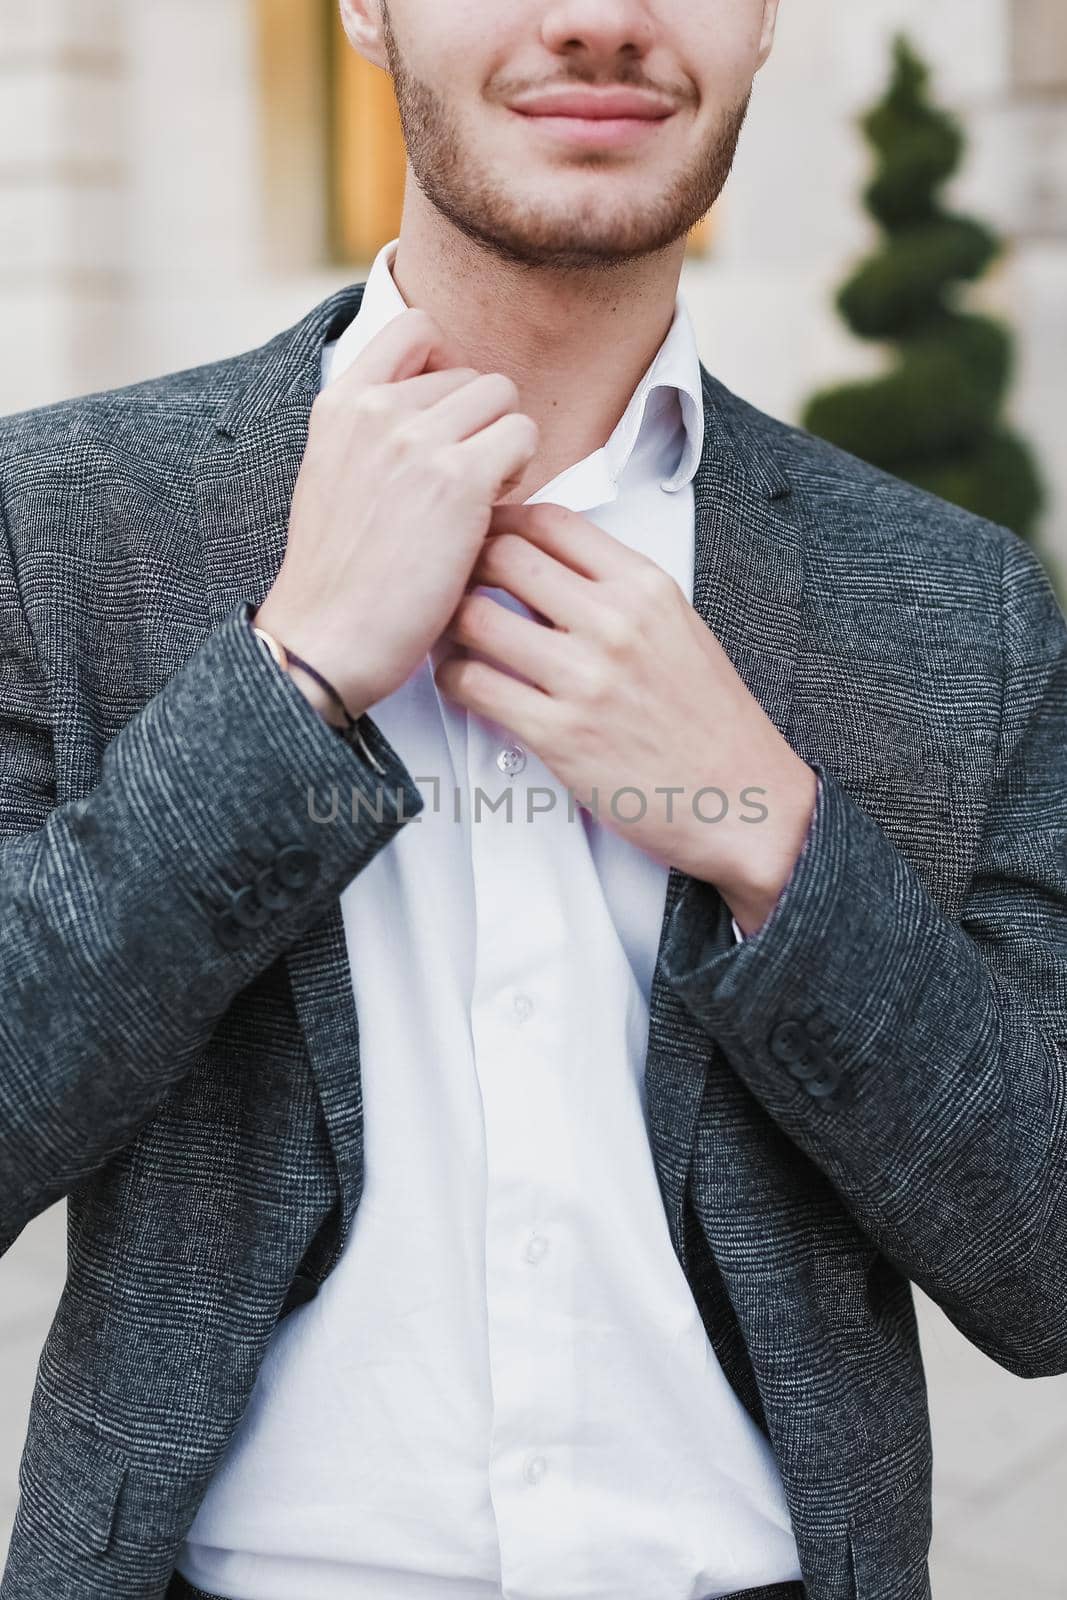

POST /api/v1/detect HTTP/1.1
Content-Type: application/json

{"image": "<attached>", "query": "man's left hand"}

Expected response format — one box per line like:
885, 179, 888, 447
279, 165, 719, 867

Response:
434, 502, 817, 935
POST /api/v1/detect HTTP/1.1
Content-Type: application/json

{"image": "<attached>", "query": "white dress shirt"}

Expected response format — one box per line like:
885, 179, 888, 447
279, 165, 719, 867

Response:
177, 239, 801, 1600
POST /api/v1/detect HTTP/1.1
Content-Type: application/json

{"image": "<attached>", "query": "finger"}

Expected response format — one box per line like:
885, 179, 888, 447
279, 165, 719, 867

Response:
489, 501, 633, 582
420, 372, 526, 447
445, 592, 570, 694
434, 649, 551, 740
378, 367, 482, 410
467, 533, 592, 632
334, 307, 469, 390
450, 412, 540, 501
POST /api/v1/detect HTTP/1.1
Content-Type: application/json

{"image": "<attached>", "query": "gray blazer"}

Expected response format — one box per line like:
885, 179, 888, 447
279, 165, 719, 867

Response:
1, 281, 1065, 1600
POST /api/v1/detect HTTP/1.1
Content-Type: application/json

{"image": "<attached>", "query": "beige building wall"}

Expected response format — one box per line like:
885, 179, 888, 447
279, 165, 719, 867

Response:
1, 0, 1065, 574
0, 0, 129, 405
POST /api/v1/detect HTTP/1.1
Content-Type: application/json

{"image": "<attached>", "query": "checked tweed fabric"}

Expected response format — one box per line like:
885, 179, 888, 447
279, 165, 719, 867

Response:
0, 282, 1065, 1600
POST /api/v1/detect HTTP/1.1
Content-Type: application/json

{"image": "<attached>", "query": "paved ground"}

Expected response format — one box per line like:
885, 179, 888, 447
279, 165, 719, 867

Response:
2, 1201, 1065, 1593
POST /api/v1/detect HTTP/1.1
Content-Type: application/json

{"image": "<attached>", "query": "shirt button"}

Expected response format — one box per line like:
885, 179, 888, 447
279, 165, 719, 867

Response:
496, 742, 526, 777
513, 992, 534, 1023
523, 1453, 547, 1485
524, 1233, 549, 1265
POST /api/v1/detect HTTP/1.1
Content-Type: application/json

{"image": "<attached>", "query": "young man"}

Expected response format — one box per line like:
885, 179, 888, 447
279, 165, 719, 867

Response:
0, 1, 1064, 1597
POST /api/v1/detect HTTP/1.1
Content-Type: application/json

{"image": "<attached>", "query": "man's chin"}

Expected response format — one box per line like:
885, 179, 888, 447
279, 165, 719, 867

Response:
461, 208, 695, 269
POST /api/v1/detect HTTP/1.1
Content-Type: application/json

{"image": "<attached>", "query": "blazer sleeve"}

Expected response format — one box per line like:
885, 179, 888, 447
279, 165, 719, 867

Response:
659, 530, 1067, 1379
0, 494, 424, 1253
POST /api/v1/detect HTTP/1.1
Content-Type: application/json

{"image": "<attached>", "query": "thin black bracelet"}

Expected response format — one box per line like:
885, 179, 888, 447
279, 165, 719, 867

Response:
282, 648, 355, 729
248, 611, 386, 777
285, 654, 389, 778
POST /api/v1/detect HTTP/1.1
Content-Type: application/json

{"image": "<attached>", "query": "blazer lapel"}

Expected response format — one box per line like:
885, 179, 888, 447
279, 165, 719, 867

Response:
645, 364, 804, 1265
689, 364, 801, 734
193, 282, 372, 1232
195, 282, 368, 627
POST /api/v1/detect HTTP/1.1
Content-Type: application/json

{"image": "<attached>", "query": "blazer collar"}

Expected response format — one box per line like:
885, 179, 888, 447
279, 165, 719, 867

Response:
213, 283, 365, 440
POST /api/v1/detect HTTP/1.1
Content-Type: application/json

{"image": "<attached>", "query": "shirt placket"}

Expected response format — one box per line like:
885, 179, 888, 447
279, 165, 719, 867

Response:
463, 677, 585, 1599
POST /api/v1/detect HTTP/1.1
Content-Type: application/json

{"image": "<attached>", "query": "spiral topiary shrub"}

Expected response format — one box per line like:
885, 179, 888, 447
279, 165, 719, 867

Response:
802, 34, 1044, 540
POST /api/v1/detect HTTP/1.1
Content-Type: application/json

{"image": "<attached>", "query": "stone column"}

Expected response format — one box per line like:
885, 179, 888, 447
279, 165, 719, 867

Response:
0, 0, 130, 413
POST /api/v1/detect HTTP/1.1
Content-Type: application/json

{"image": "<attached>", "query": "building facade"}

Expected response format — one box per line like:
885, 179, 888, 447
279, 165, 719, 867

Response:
2, 0, 1065, 570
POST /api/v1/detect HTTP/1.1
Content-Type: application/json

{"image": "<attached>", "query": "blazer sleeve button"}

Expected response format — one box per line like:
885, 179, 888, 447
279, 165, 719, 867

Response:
804, 1067, 842, 1099
768, 1018, 809, 1064
212, 909, 246, 950
229, 884, 272, 929
274, 844, 321, 891
255, 865, 294, 912
787, 1053, 826, 1083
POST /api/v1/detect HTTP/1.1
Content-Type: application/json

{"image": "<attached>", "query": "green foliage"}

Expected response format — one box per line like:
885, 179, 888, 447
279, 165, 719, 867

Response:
802, 34, 1044, 542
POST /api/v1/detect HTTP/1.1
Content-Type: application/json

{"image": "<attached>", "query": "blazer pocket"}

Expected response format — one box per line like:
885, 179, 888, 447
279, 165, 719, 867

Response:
16, 1399, 127, 1556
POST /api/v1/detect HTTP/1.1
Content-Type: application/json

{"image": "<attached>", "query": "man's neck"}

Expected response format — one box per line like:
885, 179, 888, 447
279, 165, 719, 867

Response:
391, 198, 688, 504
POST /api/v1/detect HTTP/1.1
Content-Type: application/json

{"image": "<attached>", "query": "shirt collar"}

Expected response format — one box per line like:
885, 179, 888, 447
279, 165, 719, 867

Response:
601, 292, 704, 496
321, 236, 705, 504
321, 236, 409, 389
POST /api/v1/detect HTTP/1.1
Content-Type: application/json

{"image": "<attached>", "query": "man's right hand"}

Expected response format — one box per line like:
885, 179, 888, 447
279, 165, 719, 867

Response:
252, 308, 539, 720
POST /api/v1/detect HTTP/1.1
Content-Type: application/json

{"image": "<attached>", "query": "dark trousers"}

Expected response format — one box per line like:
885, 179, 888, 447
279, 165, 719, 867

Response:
167, 1575, 806, 1600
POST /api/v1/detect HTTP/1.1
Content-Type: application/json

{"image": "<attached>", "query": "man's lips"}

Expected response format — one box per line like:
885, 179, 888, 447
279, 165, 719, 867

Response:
507, 87, 677, 120
507, 88, 677, 150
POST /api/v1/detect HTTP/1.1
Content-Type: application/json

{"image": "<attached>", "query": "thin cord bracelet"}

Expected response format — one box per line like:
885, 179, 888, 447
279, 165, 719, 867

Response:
249, 616, 387, 777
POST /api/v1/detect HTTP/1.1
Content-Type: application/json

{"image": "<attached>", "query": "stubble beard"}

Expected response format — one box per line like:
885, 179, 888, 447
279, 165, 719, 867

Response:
380, 5, 751, 274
